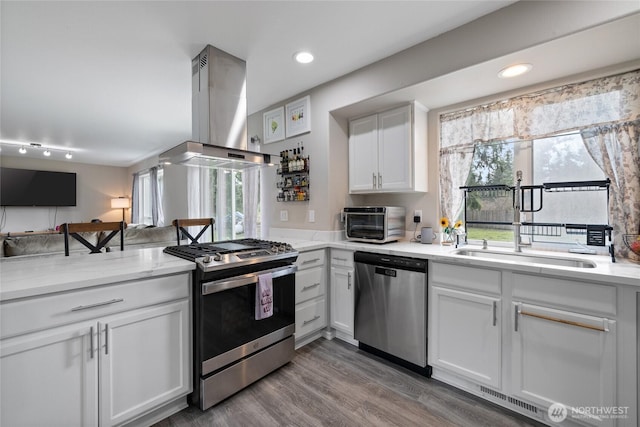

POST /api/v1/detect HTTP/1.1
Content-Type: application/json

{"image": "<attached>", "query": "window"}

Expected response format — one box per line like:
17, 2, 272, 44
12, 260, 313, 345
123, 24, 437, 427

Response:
133, 167, 164, 226
188, 167, 260, 241
440, 70, 639, 257
464, 132, 607, 245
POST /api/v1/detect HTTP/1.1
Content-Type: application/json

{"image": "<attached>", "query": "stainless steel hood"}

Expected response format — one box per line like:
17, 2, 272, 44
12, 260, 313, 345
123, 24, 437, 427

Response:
160, 45, 271, 169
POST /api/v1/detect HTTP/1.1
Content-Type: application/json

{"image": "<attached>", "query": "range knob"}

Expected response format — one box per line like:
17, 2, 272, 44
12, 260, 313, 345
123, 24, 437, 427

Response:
203, 255, 212, 263
213, 252, 222, 262
271, 245, 279, 253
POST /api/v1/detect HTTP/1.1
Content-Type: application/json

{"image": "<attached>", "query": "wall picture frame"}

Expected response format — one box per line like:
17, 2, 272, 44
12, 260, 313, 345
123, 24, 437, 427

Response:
285, 95, 311, 138
263, 106, 285, 144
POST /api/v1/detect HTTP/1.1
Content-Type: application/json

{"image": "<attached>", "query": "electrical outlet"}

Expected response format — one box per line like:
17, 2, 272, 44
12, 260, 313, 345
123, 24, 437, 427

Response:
280, 210, 288, 221
308, 209, 315, 223
413, 210, 422, 223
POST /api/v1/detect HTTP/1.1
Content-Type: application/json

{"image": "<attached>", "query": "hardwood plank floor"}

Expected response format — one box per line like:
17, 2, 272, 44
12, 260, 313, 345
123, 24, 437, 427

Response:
154, 338, 546, 427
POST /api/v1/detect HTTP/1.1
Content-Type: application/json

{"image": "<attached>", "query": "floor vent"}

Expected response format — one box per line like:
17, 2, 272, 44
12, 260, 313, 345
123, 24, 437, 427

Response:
508, 396, 539, 414
479, 386, 539, 415
480, 386, 507, 401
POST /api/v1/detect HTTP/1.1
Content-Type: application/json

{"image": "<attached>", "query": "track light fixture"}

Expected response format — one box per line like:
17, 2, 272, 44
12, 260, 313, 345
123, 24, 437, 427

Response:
0, 140, 76, 160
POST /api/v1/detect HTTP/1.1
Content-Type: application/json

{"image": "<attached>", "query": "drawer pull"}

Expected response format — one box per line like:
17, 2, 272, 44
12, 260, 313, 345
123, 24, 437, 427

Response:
492, 301, 497, 327
89, 326, 94, 359
302, 283, 321, 291
333, 257, 348, 262
520, 310, 608, 332
104, 324, 110, 355
303, 315, 321, 326
71, 298, 124, 312
302, 258, 321, 265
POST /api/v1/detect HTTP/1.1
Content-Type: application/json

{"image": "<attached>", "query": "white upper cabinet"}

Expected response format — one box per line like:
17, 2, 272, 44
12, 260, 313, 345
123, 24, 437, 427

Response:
348, 102, 427, 193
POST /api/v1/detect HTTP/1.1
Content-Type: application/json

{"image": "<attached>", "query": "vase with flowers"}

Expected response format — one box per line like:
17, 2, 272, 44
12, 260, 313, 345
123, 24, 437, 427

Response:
440, 217, 462, 245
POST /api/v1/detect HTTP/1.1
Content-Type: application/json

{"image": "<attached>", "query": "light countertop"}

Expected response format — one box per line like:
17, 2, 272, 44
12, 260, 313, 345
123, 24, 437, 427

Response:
1, 238, 638, 302
0, 247, 195, 301
285, 238, 640, 288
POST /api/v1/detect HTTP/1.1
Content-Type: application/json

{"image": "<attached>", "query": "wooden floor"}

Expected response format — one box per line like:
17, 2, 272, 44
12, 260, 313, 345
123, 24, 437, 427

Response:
154, 338, 545, 427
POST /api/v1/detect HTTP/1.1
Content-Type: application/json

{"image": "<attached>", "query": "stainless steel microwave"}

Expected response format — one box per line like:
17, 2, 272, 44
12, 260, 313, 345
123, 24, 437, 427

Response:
343, 206, 406, 243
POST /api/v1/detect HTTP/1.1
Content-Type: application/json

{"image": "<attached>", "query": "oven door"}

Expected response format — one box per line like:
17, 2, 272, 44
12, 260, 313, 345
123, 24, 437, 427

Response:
198, 264, 296, 376
345, 212, 386, 241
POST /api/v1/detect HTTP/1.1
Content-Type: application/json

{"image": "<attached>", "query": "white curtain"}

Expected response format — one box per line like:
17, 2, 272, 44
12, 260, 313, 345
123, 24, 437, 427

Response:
243, 168, 260, 238
149, 166, 164, 226
130, 172, 140, 224
581, 120, 640, 261
439, 69, 640, 258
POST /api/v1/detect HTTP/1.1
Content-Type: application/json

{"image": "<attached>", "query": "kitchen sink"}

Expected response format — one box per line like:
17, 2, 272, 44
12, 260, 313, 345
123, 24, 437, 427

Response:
453, 249, 597, 268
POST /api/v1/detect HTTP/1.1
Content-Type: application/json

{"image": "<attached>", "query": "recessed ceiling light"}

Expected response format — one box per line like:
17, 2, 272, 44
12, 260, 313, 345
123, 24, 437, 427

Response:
498, 63, 532, 79
294, 51, 314, 64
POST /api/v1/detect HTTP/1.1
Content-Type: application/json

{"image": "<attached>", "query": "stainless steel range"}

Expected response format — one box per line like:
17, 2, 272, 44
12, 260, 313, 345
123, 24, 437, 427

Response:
164, 238, 298, 410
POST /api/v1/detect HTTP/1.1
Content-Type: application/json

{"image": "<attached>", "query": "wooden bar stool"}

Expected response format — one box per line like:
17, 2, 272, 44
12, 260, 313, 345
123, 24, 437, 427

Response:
172, 218, 215, 245
61, 221, 125, 255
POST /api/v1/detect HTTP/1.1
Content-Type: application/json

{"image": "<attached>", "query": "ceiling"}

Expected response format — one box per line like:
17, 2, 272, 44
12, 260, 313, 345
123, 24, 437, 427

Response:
1, 1, 639, 167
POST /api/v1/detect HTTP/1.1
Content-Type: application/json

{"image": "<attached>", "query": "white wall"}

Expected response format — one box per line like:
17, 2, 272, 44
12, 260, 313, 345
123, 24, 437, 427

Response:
1, 156, 129, 233
247, 1, 638, 233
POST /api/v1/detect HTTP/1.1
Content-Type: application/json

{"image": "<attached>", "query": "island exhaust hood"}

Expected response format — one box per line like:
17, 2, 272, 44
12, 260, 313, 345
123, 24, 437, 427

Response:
160, 45, 271, 169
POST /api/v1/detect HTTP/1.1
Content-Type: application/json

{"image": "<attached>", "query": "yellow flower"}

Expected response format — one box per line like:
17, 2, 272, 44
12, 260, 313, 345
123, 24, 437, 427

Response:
440, 217, 449, 228
454, 220, 463, 229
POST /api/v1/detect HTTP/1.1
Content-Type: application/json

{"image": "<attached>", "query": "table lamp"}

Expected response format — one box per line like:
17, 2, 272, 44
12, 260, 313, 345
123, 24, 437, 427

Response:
111, 197, 130, 222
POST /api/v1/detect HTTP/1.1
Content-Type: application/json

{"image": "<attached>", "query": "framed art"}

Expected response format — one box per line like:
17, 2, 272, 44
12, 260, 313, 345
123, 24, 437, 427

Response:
263, 106, 285, 143
285, 95, 311, 138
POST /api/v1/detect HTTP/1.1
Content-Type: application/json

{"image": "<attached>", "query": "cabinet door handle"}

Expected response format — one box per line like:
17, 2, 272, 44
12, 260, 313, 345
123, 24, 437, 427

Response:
303, 315, 321, 326
520, 310, 609, 332
71, 298, 124, 312
373, 173, 377, 189
104, 324, 110, 355
347, 272, 351, 290
89, 326, 94, 359
492, 301, 497, 327
333, 257, 347, 262
302, 283, 321, 291
302, 258, 320, 265
514, 304, 521, 332
378, 173, 382, 188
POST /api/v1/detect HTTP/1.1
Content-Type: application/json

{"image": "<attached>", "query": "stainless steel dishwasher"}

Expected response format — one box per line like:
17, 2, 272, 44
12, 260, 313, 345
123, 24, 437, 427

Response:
354, 251, 431, 376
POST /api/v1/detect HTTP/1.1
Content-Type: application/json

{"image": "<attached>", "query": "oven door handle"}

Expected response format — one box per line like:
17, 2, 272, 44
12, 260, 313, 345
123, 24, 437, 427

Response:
202, 265, 298, 295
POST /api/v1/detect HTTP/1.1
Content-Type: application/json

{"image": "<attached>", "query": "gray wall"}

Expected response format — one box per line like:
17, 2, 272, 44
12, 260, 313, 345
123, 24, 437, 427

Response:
1, 156, 129, 232
248, 1, 638, 233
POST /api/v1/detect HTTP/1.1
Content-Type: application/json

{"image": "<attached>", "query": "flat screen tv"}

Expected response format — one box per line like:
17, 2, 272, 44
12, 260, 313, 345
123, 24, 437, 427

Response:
0, 167, 77, 207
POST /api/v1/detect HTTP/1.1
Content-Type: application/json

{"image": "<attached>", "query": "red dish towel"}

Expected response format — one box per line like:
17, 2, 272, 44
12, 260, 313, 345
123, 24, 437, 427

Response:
255, 273, 273, 320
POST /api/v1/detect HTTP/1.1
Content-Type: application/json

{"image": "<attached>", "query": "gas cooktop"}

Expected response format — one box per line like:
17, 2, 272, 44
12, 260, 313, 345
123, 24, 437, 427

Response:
164, 238, 298, 272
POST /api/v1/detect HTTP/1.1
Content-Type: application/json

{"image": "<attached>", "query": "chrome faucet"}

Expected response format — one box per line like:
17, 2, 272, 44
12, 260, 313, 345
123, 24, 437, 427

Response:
513, 170, 531, 252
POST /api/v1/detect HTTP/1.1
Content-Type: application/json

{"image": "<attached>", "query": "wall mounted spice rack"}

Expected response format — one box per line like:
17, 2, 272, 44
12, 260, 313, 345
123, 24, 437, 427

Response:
276, 144, 309, 202
460, 179, 615, 261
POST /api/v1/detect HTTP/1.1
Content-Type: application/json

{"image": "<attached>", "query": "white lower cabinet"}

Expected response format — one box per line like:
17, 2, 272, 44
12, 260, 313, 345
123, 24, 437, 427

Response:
511, 302, 616, 426
294, 249, 327, 347
430, 263, 622, 426
431, 286, 501, 388
1, 321, 98, 427
100, 300, 191, 426
330, 249, 355, 341
0, 274, 191, 427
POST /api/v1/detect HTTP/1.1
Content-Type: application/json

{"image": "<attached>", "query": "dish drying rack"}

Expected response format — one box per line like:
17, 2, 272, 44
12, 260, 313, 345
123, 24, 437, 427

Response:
460, 179, 615, 262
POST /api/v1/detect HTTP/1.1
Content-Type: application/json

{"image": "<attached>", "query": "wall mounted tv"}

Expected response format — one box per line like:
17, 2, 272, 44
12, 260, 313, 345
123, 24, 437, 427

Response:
0, 167, 77, 207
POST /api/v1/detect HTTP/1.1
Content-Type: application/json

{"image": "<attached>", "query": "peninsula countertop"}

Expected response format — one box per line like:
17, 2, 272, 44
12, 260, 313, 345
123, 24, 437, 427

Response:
0, 247, 195, 301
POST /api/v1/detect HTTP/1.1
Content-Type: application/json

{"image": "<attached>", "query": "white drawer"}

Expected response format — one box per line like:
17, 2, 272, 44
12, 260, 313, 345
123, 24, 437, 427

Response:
295, 298, 326, 338
295, 267, 325, 304
1, 273, 190, 339
330, 249, 354, 268
512, 273, 616, 317
295, 249, 326, 270
431, 262, 501, 296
